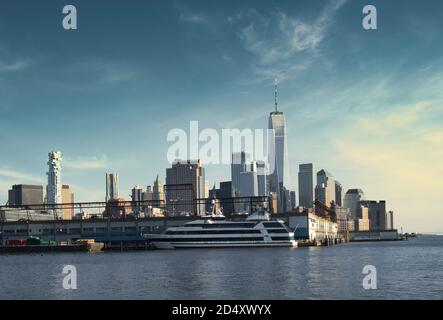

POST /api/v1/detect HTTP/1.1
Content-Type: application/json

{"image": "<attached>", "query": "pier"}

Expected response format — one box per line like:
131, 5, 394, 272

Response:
0, 197, 343, 249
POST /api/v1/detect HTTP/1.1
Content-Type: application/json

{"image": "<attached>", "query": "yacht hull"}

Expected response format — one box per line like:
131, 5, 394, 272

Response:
150, 240, 298, 249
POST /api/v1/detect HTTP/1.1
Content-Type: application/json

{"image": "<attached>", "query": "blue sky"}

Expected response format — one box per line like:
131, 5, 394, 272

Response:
0, 0, 442, 232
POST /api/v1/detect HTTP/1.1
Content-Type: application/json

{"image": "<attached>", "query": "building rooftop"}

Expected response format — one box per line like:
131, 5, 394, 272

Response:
346, 189, 365, 194
317, 169, 333, 177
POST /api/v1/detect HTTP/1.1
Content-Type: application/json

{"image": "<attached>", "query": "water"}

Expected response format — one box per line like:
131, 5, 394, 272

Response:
1, 236, 442, 299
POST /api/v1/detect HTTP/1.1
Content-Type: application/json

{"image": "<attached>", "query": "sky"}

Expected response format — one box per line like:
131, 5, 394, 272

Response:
0, 0, 442, 232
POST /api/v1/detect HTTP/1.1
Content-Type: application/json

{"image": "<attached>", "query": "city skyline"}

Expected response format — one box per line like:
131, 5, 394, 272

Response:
1, 0, 442, 232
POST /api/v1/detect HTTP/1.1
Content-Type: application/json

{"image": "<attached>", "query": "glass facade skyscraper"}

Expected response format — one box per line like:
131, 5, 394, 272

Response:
343, 189, 366, 219
268, 111, 289, 212
298, 163, 316, 209
315, 169, 336, 207
231, 151, 248, 199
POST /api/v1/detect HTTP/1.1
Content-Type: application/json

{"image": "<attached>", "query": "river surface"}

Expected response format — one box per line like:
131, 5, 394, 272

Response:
0, 236, 442, 299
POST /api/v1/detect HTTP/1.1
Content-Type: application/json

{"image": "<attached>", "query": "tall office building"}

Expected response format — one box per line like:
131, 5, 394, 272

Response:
281, 187, 292, 212
290, 191, 296, 210
8, 184, 44, 208
240, 162, 259, 212
231, 152, 248, 198
219, 181, 234, 216
105, 173, 119, 202
256, 160, 267, 196
47, 151, 62, 217
209, 184, 220, 199
361, 200, 388, 231
335, 181, 343, 206
231, 152, 248, 212
206, 184, 221, 214
204, 180, 210, 198
142, 186, 153, 212
166, 160, 205, 216
61, 185, 74, 220
387, 211, 394, 230
343, 189, 366, 219
152, 175, 165, 208
131, 185, 143, 213
298, 163, 316, 208
268, 80, 289, 213
143, 186, 153, 202
315, 169, 335, 207
354, 204, 370, 231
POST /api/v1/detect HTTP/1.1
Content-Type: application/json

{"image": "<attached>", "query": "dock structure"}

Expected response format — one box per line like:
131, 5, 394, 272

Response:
348, 230, 402, 242
0, 213, 340, 246
0, 196, 341, 247
0, 196, 267, 244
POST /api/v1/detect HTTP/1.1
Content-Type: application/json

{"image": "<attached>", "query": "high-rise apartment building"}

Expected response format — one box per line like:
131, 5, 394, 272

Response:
47, 151, 62, 217
298, 163, 316, 208
105, 173, 119, 202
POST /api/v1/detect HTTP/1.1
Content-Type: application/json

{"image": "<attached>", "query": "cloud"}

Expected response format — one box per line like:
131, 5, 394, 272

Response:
0, 168, 44, 184
82, 61, 136, 84
234, 0, 347, 82
64, 155, 108, 170
0, 168, 44, 204
179, 11, 207, 24
0, 59, 31, 73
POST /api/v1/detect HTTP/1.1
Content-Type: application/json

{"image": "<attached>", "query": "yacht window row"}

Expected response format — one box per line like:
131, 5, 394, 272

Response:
165, 229, 263, 235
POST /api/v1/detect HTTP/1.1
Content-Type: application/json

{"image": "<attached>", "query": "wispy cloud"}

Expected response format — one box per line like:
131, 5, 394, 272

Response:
64, 155, 108, 170
0, 59, 31, 73
179, 11, 207, 24
233, 0, 347, 82
0, 168, 44, 183
78, 61, 136, 84
44, 60, 137, 92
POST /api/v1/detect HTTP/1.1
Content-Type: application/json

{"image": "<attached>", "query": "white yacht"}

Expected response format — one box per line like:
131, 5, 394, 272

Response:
145, 210, 298, 249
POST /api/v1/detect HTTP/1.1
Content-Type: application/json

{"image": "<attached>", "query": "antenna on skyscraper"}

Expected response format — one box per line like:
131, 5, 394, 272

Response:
274, 77, 278, 112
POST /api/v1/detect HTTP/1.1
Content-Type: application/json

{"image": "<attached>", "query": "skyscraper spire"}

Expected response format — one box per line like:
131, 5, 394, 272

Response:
274, 77, 278, 112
